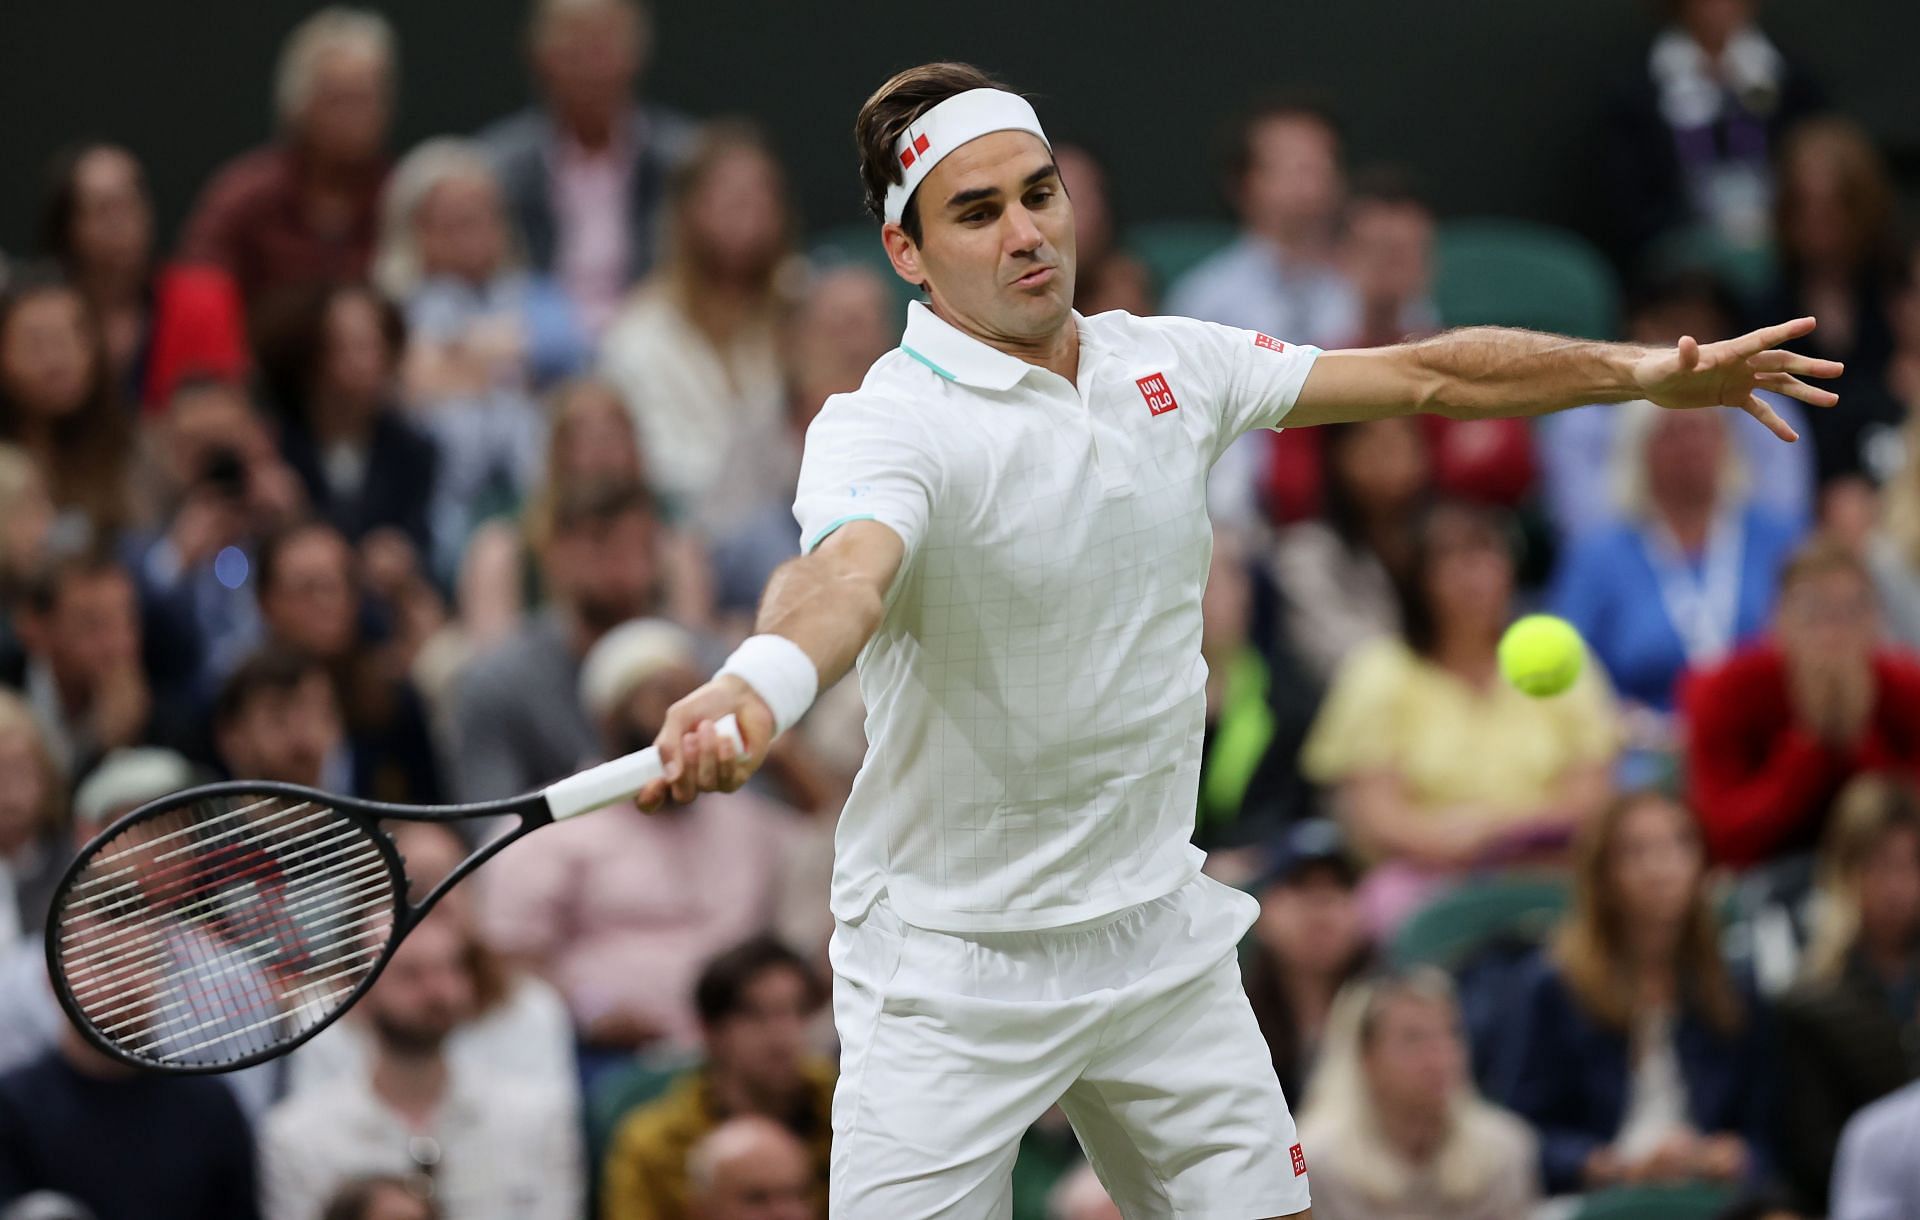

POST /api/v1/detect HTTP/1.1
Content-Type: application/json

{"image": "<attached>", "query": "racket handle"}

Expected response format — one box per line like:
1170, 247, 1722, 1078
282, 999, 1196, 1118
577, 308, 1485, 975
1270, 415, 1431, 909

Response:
543, 714, 744, 820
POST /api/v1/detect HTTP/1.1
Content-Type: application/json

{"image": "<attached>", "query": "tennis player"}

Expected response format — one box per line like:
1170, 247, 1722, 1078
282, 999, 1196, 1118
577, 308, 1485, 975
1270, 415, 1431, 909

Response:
635, 62, 1840, 1219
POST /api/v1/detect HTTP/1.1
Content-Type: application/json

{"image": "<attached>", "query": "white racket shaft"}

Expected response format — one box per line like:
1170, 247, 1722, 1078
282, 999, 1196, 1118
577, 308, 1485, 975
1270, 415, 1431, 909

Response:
542, 714, 743, 820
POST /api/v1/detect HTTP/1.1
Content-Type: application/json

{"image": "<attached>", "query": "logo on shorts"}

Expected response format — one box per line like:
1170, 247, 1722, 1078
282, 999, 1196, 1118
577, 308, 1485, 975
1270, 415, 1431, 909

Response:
1253, 332, 1288, 353
1136, 372, 1179, 416
1290, 1143, 1307, 1176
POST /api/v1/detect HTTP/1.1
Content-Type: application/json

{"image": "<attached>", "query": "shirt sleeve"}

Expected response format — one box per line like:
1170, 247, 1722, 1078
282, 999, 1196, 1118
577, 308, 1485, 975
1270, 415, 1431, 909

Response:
1179, 319, 1324, 443
792, 391, 940, 562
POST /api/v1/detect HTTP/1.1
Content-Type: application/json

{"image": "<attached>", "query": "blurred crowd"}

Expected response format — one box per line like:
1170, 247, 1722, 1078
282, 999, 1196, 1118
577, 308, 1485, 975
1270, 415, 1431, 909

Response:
0, 0, 1918, 1218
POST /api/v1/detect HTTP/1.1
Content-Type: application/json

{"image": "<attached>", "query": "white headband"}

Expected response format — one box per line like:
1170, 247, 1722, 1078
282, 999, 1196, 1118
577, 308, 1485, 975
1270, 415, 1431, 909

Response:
882, 88, 1052, 225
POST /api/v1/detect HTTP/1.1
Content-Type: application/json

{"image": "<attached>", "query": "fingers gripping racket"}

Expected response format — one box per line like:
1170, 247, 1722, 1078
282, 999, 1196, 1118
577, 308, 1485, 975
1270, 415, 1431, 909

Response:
44, 715, 742, 1075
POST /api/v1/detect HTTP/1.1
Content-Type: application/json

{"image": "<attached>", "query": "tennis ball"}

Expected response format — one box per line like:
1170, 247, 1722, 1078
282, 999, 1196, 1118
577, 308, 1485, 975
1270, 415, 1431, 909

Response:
1498, 614, 1585, 698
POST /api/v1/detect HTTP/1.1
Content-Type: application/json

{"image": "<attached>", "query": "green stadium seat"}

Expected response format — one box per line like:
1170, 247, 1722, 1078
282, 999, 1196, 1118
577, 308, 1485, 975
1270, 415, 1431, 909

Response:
1571, 1183, 1737, 1220
585, 1050, 702, 1185
808, 222, 921, 314
1128, 220, 1238, 300
1388, 874, 1571, 971
1435, 219, 1622, 339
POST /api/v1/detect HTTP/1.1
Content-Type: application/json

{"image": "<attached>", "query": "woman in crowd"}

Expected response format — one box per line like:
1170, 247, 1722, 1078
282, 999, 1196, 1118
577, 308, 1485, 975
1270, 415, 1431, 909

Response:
0, 446, 56, 677
1871, 268, 1920, 646
0, 690, 65, 949
1271, 417, 1428, 684
1052, 143, 1153, 317
1775, 774, 1920, 1212
1494, 789, 1772, 1196
37, 142, 248, 413
1552, 399, 1802, 746
1302, 501, 1618, 934
1298, 965, 1540, 1219
374, 138, 589, 579
0, 270, 132, 536
600, 121, 796, 535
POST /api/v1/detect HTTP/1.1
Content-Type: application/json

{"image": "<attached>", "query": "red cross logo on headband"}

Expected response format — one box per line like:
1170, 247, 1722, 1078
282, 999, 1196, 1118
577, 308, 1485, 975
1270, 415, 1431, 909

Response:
899, 131, 931, 169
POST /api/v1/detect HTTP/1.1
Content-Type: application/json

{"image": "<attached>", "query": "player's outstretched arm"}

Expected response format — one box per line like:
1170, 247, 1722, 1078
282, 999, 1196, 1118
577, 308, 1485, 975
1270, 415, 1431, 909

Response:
1286, 317, 1841, 440
636, 519, 904, 811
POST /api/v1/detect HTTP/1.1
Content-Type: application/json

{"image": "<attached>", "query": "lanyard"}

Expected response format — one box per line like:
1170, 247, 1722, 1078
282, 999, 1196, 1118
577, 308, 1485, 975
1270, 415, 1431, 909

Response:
1647, 511, 1745, 667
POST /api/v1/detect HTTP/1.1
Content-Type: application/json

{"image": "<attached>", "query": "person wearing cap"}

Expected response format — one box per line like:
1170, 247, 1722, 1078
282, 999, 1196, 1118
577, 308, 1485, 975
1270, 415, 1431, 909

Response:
628, 61, 1840, 1219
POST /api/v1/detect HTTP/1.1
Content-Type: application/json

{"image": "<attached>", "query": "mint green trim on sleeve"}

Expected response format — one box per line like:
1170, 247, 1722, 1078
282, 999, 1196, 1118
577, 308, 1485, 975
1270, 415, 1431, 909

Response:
805, 513, 879, 552
900, 345, 957, 381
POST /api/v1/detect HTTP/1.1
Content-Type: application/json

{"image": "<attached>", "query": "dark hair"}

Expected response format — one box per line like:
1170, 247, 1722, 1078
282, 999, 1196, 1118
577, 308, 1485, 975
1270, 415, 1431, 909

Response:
37, 141, 144, 271
694, 935, 821, 1028
253, 281, 406, 423
1219, 89, 1343, 192
1625, 266, 1742, 337
548, 477, 654, 539
1710, 1198, 1801, 1220
215, 646, 329, 730
1392, 500, 1517, 658
255, 519, 353, 601
1345, 163, 1428, 214
1778, 535, 1874, 599
23, 543, 128, 618
1318, 418, 1430, 554
321, 1176, 438, 1220
854, 61, 1012, 245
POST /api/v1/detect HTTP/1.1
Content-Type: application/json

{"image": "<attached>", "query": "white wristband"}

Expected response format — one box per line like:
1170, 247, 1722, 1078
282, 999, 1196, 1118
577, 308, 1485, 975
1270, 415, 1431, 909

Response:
716, 634, 818, 737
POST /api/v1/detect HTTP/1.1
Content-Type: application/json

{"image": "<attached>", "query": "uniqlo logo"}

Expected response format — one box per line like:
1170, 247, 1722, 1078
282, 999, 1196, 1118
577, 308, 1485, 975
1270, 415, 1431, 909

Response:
1136, 372, 1179, 416
899, 131, 931, 168
1290, 1143, 1307, 1176
1253, 332, 1287, 353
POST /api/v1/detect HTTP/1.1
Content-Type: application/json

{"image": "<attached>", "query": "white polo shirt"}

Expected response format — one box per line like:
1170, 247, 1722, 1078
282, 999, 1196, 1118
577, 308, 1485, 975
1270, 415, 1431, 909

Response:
795, 301, 1320, 932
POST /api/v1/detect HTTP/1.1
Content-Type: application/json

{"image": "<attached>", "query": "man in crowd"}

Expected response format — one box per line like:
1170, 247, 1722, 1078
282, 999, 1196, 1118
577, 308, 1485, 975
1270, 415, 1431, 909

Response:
262, 915, 581, 1220
480, 0, 697, 334
1832, 1079, 1920, 1220
683, 1118, 815, 1220
214, 646, 351, 792
602, 937, 834, 1220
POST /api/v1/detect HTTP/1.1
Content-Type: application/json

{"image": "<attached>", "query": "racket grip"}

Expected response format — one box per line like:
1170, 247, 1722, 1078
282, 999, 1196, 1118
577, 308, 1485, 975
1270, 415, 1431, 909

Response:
543, 714, 744, 820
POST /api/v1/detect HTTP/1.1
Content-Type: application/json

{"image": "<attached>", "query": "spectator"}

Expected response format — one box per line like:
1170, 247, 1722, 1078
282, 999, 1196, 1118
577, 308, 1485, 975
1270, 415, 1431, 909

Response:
214, 646, 349, 791
0, 693, 62, 949
1553, 399, 1803, 732
682, 1117, 814, 1220
1602, 0, 1823, 265
483, 617, 797, 1062
1775, 774, 1920, 1212
0, 447, 54, 614
479, 0, 698, 334
262, 914, 582, 1220
1270, 417, 1427, 683
602, 121, 796, 535
375, 139, 590, 577
179, 8, 396, 309
1493, 789, 1772, 1196
1045, 1164, 1121, 1220
1298, 966, 1540, 1219
1301, 502, 1617, 934
0, 1021, 258, 1219
319, 1178, 436, 1220
37, 143, 247, 411
451, 478, 662, 801
1870, 349, 1920, 647
1242, 820, 1372, 1104
1830, 1078, 1920, 1220
1684, 540, 1920, 866
258, 281, 439, 558
0, 270, 131, 536
1052, 144, 1152, 317
602, 936, 834, 1220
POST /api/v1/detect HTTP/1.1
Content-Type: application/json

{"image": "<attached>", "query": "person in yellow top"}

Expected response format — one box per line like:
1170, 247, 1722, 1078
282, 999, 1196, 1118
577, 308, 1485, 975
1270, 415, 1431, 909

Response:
602, 937, 835, 1220
1302, 501, 1621, 936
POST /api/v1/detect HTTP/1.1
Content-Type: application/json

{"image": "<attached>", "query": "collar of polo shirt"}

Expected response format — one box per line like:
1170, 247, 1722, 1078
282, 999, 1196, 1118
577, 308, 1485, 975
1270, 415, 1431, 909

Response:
882, 89, 1052, 226
899, 300, 1094, 392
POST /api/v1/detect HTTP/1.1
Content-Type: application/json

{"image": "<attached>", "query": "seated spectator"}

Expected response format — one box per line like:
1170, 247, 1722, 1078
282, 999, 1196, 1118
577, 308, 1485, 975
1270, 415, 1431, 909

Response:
1302, 502, 1617, 934
37, 143, 247, 412
1270, 416, 1426, 683
1492, 789, 1771, 1196
0, 693, 63, 949
1871, 363, 1920, 648
179, 8, 395, 310
0, 1020, 257, 1218
478, 0, 697, 335
683, 1117, 814, 1220
1242, 820, 1372, 1103
601, 121, 795, 535
375, 138, 589, 577
483, 618, 797, 1062
319, 1178, 436, 1220
602, 937, 834, 1220
1046, 1164, 1121, 1220
215, 647, 350, 791
0, 448, 53, 683
0, 269, 131, 536
262, 914, 581, 1220
451, 479, 663, 801
1684, 540, 1920, 866
1775, 774, 1920, 1212
1831, 1077, 1920, 1220
1299, 966, 1540, 1219
1553, 399, 1802, 736
257, 281, 438, 558
1052, 144, 1152, 317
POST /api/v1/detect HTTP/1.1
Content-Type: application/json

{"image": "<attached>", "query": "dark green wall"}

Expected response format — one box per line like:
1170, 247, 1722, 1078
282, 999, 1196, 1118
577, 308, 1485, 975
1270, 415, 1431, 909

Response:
2, 0, 1915, 256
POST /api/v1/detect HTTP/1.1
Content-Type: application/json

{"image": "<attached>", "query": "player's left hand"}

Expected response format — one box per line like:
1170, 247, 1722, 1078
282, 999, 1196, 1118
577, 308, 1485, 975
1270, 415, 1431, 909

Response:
1631, 315, 1843, 442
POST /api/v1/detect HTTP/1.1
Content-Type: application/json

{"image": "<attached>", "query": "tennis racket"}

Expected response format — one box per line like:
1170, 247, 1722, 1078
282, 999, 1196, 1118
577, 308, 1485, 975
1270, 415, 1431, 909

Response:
44, 714, 743, 1075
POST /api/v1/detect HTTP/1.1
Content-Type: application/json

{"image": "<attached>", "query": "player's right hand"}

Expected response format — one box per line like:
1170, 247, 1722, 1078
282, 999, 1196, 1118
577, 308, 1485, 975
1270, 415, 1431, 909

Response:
636, 674, 776, 812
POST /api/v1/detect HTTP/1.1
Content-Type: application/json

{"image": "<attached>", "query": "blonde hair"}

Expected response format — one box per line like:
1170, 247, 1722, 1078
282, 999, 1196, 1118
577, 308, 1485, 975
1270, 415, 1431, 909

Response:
1802, 774, 1920, 983
374, 138, 515, 300
0, 687, 66, 838
1608, 399, 1748, 521
523, 377, 644, 558
656, 121, 796, 322
274, 7, 396, 128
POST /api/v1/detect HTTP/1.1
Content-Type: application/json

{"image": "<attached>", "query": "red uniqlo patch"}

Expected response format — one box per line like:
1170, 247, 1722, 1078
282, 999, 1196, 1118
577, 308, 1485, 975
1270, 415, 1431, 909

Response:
1136, 372, 1179, 416
1290, 1142, 1307, 1176
1253, 332, 1288, 353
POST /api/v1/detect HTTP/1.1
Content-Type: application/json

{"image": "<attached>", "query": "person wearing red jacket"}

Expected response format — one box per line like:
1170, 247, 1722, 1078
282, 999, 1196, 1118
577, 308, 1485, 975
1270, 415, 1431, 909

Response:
1684, 538, 1920, 867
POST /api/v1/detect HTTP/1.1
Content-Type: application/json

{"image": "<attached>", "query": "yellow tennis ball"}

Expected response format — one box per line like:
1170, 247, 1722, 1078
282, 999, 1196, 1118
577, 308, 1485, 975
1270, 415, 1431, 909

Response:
1498, 614, 1585, 698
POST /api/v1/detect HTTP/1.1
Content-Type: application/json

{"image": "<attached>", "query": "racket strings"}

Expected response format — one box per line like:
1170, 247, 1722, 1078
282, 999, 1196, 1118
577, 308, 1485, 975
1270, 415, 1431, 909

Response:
54, 794, 399, 1069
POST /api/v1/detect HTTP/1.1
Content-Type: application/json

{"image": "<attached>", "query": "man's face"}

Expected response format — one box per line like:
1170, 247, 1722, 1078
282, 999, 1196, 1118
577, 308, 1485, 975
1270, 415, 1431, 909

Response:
534, 2, 641, 131
1777, 568, 1878, 665
218, 671, 343, 787
705, 965, 811, 1099
890, 131, 1075, 348
298, 46, 392, 165
1237, 115, 1342, 241
1343, 199, 1433, 311
263, 528, 358, 661
699, 1132, 814, 1220
550, 509, 656, 636
42, 568, 140, 693
365, 918, 473, 1057
71, 147, 153, 278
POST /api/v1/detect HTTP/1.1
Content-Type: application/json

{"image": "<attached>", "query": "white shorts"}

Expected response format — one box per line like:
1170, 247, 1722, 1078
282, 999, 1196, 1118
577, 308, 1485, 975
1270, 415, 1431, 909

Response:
828, 873, 1312, 1220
